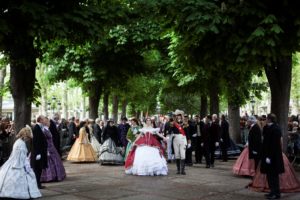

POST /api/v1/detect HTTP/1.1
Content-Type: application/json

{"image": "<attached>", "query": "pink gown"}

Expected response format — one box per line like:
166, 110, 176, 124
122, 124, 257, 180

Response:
233, 147, 256, 177
249, 154, 300, 193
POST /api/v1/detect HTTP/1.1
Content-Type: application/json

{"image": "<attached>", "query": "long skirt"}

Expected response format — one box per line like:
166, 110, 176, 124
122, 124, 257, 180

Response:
125, 146, 168, 176
249, 154, 300, 193
232, 147, 255, 177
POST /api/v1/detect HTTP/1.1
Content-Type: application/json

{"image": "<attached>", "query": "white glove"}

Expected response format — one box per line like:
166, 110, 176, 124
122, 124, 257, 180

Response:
187, 144, 191, 149
36, 154, 41, 161
252, 151, 258, 155
192, 134, 197, 137
266, 157, 271, 164
215, 142, 219, 147
201, 143, 204, 147
47, 151, 50, 156
220, 138, 223, 142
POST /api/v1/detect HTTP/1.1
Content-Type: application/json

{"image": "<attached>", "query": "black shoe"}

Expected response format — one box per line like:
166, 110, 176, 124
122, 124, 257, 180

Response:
176, 171, 180, 174
265, 193, 280, 199
211, 164, 214, 168
206, 165, 210, 168
167, 160, 171, 163
266, 195, 280, 199
181, 171, 186, 175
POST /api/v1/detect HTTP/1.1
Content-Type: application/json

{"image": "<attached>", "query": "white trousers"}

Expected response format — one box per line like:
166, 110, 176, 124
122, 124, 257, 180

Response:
173, 134, 187, 160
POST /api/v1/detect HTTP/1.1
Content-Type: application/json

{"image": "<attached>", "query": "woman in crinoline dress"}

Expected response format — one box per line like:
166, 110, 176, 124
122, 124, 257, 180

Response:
0, 125, 42, 199
125, 117, 168, 176
99, 120, 124, 165
67, 126, 97, 162
233, 116, 262, 177
41, 118, 66, 182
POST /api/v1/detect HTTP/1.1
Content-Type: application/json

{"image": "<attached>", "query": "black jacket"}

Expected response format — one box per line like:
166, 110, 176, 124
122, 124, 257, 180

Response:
102, 125, 120, 146
248, 123, 262, 159
260, 123, 284, 174
31, 124, 48, 169
93, 124, 102, 143
49, 120, 61, 156
220, 120, 230, 148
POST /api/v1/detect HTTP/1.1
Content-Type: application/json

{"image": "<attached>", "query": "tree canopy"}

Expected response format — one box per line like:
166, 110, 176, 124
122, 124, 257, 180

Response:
1, 0, 300, 149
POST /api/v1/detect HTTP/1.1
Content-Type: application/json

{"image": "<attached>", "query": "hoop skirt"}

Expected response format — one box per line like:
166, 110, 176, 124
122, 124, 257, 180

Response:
99, 138, 124, 165
249, 154, 300, 193
125, 128, 168, 176
90, 133, 101, 157
0, 139, 41, 199
67, 128, 97, 162
233, 147, 255, 176
41, 129, 66, 182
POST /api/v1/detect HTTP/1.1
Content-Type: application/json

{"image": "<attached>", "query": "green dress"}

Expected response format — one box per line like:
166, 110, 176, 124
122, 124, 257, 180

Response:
124, 126, 140, 160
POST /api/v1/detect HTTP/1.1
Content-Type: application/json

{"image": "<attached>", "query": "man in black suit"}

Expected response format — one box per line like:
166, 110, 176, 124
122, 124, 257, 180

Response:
247, 116, 262, 170
94, 118, 103, 144
50, 115, 61, 156
31, 115, 48, 189
68, 117, 77, 145
260, 114, 284, 199
220, 115, 230, 162
192, 115, 205, 164
202, 114, 220, 168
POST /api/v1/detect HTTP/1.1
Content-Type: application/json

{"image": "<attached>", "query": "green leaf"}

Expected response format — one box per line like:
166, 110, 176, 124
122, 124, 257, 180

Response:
252, 27, 265, 37
270, 24, 283, 34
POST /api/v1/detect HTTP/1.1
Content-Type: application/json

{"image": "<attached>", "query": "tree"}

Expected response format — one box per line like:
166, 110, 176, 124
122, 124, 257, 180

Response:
0, 0, 106, 131
156, 0, 300, 149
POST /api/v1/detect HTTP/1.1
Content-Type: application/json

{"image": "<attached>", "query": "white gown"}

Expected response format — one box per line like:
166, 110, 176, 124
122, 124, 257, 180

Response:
0, 139, 42, 199
90, 133, 101, 157
125, 127, 168, 176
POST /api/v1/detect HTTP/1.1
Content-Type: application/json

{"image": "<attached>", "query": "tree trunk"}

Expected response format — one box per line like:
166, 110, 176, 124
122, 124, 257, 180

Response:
88, 84, 102, 120
62, 83, 68, 119
112, 95, 119, 123
10, 64, 36, 133
200, 94, 208, 118
80, 96, 86, 120
228, 102, 241, 144
103, 91, 109, 121
41, 89, 47, 116
209, 85, 219, 115
265, 55, 292, 152
121, 99, 128, 118
0, 67, 7, 116
137, 110, 141, 120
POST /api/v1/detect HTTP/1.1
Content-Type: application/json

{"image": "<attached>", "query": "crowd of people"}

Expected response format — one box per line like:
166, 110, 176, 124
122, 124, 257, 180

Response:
0, 111, 299, 199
